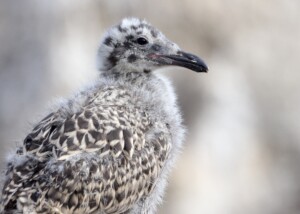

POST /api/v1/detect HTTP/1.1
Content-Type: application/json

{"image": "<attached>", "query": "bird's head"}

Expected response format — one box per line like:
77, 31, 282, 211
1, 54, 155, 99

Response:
97, 17, 208, 74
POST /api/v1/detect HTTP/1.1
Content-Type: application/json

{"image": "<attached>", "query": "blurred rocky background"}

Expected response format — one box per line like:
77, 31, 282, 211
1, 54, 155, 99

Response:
0, 0, 299, 213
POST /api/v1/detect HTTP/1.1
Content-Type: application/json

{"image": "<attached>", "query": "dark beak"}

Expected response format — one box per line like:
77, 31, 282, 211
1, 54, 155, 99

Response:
148, 51, 208, 73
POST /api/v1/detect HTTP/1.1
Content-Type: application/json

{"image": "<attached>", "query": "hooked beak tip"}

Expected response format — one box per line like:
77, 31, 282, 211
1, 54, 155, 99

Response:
177, 51, 208, 73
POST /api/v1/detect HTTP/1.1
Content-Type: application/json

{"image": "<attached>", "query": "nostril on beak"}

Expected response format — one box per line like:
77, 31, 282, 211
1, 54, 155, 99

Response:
190, 56, 198, 63
178, 51, 200, 63
181, 51, 194, 60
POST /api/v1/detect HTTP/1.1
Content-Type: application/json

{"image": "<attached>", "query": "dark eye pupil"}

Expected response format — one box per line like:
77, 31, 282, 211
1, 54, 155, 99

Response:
136, 37, 148, 45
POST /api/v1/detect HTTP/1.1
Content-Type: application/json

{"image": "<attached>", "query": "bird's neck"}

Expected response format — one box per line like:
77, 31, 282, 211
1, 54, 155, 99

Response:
100, 70, 151, 86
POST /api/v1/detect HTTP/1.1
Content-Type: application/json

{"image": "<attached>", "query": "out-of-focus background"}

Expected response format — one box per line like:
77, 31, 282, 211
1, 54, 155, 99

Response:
0, 0, 299, 213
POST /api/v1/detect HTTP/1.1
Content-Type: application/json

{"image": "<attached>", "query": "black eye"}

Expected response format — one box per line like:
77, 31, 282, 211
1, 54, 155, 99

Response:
136, 37, 148, 45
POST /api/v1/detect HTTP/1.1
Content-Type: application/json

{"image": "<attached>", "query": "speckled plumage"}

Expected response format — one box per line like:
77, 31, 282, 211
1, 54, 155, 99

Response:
1, 18, 207, 213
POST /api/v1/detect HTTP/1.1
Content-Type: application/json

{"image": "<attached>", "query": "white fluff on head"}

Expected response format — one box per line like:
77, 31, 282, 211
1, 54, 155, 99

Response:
121, 17, 144, 27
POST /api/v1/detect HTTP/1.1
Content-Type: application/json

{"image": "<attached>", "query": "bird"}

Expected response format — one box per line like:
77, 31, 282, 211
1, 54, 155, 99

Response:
0, 17, 208, 214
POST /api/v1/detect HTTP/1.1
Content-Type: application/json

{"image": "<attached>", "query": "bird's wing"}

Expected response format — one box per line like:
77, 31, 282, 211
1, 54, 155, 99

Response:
1, 112, 62, 211
1, 105, 172, 213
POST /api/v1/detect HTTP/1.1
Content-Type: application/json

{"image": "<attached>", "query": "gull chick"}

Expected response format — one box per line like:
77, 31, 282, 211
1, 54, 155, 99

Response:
1, 17, 208, 214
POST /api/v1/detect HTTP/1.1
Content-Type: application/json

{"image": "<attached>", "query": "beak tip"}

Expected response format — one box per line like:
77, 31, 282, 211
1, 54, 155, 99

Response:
198, 63, 209, 73
181, 51, 209, 73
204, 66, 209, 73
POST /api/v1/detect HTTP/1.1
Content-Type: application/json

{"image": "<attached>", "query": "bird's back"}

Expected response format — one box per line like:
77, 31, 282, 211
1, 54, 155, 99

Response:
1, 83, 172, 213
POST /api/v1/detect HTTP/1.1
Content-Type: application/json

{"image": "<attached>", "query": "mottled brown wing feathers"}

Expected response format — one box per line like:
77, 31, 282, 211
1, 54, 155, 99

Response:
1, 105, 171, 213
